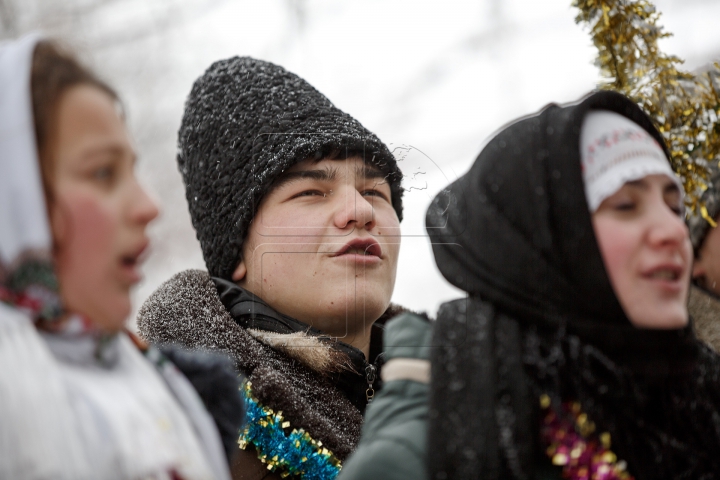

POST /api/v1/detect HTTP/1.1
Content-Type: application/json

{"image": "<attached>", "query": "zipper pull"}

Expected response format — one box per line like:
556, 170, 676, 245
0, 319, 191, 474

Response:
365, 364, 376, 403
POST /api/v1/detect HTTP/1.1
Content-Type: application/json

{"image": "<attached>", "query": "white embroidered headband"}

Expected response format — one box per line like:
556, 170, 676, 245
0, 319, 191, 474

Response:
580, 110, 681, 212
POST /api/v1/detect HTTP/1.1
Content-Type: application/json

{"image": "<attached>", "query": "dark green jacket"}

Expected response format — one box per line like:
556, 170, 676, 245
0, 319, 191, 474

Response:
338, 312, 563, 480
338, 313, 431, 480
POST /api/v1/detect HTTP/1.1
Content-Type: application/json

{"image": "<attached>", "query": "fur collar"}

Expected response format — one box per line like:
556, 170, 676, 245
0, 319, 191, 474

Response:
137, 269, 402, 460
245, 328, 353, 374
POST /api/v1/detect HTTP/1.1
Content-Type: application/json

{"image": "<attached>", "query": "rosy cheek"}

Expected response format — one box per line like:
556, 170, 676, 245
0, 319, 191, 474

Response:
593, 218, 634, 289
53, 191, 118, 309
64, 191, 113, 247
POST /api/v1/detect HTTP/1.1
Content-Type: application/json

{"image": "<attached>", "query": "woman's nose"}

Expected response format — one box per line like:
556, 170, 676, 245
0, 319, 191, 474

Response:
129, 179, 160, 226
648, 202, 689, 248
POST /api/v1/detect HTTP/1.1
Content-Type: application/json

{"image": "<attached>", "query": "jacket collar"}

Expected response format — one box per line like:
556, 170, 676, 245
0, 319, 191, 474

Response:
212, 277, 390, 413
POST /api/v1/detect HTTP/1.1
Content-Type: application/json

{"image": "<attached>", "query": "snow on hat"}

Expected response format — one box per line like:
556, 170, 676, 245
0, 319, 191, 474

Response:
178, 56, 404, 280
580, 109, 680, 212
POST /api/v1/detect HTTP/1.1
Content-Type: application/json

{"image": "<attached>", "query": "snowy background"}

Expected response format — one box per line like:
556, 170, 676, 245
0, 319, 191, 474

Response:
2, 0, 720, 326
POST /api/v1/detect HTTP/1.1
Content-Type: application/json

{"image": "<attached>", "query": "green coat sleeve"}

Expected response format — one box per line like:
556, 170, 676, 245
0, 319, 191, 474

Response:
339, 313, 431, 480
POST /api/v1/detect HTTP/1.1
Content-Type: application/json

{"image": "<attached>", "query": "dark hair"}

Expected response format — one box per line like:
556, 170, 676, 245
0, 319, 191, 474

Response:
30, 40, 120, 202
308, 146, 365, 162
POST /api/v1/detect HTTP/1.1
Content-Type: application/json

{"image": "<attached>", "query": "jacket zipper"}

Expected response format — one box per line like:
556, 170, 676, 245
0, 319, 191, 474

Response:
365, 363, 377, 403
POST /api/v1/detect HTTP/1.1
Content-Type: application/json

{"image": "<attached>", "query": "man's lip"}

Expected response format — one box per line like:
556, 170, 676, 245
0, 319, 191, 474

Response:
332, 238, 382, 258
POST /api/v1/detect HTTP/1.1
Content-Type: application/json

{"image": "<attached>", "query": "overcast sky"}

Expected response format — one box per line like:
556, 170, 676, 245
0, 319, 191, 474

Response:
3, 0, 720, 324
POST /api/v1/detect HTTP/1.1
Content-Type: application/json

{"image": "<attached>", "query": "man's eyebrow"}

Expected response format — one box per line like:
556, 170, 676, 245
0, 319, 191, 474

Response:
356, 163, 387, 181
272, 163, 387, 190
272, 166, 338, 189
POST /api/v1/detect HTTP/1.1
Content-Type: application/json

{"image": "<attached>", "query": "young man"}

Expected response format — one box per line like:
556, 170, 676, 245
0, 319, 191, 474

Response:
137, 57, 404, 479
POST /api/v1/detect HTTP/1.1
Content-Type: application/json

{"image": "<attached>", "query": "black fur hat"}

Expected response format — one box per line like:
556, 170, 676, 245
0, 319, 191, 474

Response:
177, 57, 404, 279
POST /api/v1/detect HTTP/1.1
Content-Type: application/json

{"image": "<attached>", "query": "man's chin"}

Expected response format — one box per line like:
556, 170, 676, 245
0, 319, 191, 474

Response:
325, 299, 388, 323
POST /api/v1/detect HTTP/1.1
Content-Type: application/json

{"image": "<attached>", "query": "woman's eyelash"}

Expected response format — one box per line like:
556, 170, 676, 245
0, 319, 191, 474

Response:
92, 166, 114, 181
615, 202, 635, 211
670, 205, 684, 215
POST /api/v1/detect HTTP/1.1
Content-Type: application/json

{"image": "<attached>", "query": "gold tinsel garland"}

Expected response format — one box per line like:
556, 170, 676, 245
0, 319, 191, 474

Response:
573, 0, 720, 221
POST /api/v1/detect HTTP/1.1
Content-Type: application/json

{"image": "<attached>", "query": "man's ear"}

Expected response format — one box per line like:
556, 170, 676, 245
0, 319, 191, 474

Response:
232, 260, 247, 282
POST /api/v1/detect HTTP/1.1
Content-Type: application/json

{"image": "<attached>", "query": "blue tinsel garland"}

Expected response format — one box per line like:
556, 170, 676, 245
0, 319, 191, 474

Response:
238, 381, 342, 480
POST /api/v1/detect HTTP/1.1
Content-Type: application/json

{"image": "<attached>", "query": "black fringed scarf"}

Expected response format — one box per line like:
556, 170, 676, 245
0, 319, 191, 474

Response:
426, 91, 720, 480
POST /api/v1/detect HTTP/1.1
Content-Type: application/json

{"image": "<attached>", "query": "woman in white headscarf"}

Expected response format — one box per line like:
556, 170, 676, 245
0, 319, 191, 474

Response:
0, 34, 232, 480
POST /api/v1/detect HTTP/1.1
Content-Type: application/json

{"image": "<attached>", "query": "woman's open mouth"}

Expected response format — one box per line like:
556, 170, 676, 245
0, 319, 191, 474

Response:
118, 241, 149, 284
642, 263, 685, 293
647, 269, 680, 281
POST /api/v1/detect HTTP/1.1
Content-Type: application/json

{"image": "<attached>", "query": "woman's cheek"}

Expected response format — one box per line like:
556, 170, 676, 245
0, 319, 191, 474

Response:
593, 216, 653, 328
53, 189, 125, 324
593, 216, 634, 295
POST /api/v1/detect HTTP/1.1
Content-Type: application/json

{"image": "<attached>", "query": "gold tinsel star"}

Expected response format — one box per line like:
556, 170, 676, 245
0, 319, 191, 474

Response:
573, 0, 720, 222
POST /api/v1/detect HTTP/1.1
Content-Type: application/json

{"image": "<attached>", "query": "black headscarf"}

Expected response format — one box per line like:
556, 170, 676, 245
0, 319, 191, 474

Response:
426, 90, 720, 479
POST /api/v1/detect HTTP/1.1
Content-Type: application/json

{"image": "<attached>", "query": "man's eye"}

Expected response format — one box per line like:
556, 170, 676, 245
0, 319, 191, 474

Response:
293, 190, 325, 198
362, 189, 388, 201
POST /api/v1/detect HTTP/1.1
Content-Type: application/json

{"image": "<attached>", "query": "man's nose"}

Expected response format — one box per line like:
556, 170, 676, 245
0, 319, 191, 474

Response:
333, 187, 375, 231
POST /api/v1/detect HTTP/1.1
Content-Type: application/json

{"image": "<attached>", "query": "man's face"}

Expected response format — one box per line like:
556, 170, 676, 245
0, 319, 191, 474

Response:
233, 156, 401, 344
693, 221, 720, 295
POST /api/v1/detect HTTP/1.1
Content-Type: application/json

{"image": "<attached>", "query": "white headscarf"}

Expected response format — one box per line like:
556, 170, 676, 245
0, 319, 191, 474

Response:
0, 32, 62, 320
0, 34, 227, 480
0, 33, 49, 268
580, 110, 682, 212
